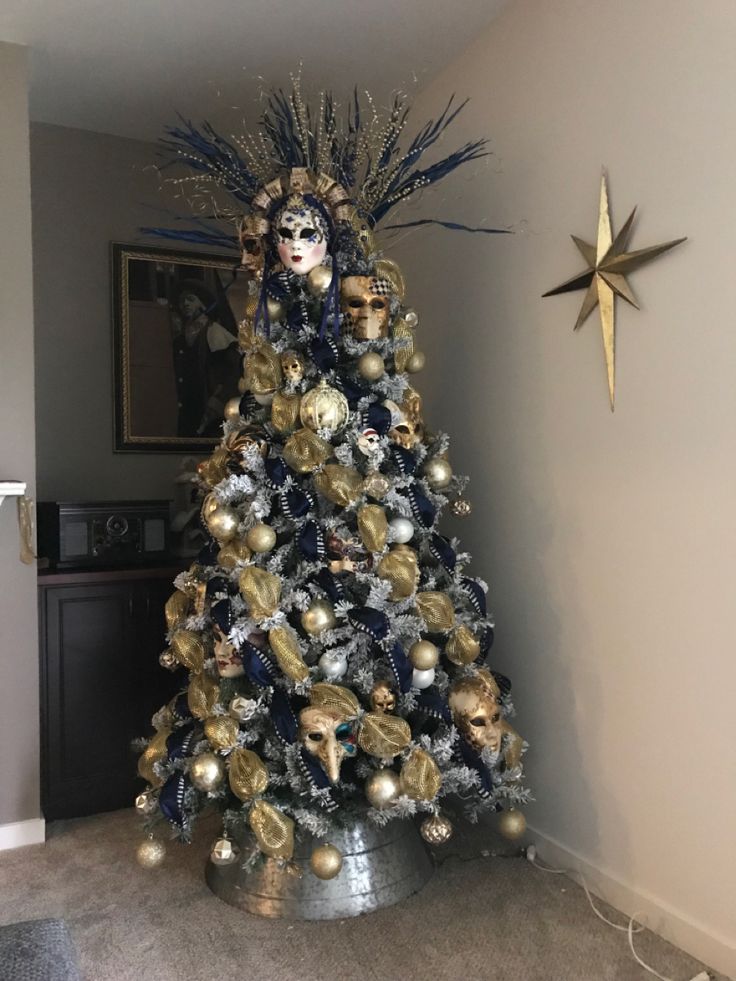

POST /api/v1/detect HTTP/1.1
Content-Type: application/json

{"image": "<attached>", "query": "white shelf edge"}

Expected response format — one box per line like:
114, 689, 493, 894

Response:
0, 481, 27, 507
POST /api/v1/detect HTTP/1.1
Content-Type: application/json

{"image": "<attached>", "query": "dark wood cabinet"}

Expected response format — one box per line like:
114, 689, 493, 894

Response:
38, 567, 183, 820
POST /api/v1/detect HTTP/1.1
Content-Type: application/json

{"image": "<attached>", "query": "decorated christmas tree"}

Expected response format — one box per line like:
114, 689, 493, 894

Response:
135, 79, 530, 884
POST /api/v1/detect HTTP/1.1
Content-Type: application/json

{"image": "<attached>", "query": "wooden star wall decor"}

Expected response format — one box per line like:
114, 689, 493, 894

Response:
543, 171, 686, 410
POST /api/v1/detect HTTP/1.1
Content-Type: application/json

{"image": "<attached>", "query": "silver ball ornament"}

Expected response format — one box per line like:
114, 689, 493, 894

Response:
301, 599, 336, 635
318, 650, 347, 680
409, 640, 439, 670
498, 809, 527, 841
136, 837, 166, 869
406, 351, 426, 373
246, 523, 277, 553
224, 397, 242, 423
357, 351, 385, 381
365, 769, 401, 809
210, 837, 240, 866
389, 517, 414, 544
423, 457, 453, 490
189, 752, 225, 792
306, 265, 333, 296
412, 667, 436, 690
309, 843, 344, 880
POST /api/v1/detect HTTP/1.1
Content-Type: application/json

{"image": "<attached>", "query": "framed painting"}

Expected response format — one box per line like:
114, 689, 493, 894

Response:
112, 242, 249, 453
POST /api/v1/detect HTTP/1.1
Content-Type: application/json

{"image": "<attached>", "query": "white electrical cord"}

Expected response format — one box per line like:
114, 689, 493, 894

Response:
524, 844, 711, 981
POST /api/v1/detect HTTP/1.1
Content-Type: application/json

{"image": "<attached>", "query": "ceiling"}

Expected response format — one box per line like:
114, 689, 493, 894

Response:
0, 0, 508, 143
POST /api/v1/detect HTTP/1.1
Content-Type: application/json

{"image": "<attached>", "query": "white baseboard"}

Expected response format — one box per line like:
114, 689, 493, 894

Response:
527, 825, 736, 980
0, 817, 46, 852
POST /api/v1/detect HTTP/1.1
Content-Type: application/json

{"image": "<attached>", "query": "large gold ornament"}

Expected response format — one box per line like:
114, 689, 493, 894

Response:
408, 639, 439, 670
309, 843, 343, 880
543, 171, 686, 410
498, 809, 527, 841
299, 705, 354, 783
204, 715, 239, 751
406, 351, 426, 374
357, 351, 385, 381
187, 673, 220, 720
268, 626, 309, 683
189, 751, 225, 792
306, 264, 333, 296
136, 837, 166, 869
249, 800, 294, 860
300, 598, 336, 635
370, 680, 396, 713
246, 523, 277, 553
358, 712, 411, 758
239, 566, 282, 618
415, 592, 455, 632
400, 749, 442, 801
365, 769, 401, 809
218, 538, 252, 569
422, 456, 453, 490
170, 630, 205, 673
205, 505, 240, 543
376, 545, 419, 600
270, 391, 302, 433
357, 504, 388, 552
228, 748, 269, 800
445, 625, 481, 666
313, 464, 363, 506
300, 380, 349, 433
164, 591, 190, 632
420, 813, 453, 845
282, 428, 333, 473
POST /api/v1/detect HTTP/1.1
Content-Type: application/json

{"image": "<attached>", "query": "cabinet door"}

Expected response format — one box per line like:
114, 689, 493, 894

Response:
132, 577, 182, 736
41, 582, 139, 819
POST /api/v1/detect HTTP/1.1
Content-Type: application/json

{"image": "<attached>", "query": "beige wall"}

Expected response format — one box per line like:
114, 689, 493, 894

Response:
396, 0, 736, 973
0, 42, 40, 826
31, 123, 193, 502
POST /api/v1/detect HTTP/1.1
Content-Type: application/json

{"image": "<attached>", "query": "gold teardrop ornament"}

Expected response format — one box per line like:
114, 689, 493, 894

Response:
137, 728, 170, 787
170, 630, 205, 673
357, 504, 388, 552
445, 625, 481, 666
268, 626, 310, 683
249, 800, 295, 860
187, 673, 221, 721
313, 464, 363, 506
376, 546, 419, 601
270, 391, 302, 433
300, 380, 350, 433
309, 683, 360, 717
228, 748, 269, 800
282, 428, 333, 473
400, 748, 442, 801
415, 592, 455, 633
358, 712, 412, 758
239, 566, 282, 619
218, 538, 252, 570
164, 591, 190, 632
204, 715, 239, 751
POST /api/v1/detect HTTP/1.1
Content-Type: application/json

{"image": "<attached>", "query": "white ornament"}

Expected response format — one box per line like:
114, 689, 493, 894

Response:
412, 667, 436, 689
389, 517, 414, 543
319, 651, 348, 680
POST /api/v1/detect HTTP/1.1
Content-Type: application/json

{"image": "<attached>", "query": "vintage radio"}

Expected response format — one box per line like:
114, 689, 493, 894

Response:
37, 501, 171, 569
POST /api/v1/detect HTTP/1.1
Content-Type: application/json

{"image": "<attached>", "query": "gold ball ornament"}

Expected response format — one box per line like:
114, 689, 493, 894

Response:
301, 598, 337, 635
238, 376, 247, 395
134, 790, 158, 816
205, 505, 240, 543
266, 297, 285, 322
422, 457, 453, 490
406, 350, 426, 373
365, 769, 401, 809
224, 397, 242, 423
498, 809, 527, 841
309, 843, 344, 880
306, 264, 333, 296
409, 639, 439, 670
300, 380, 350, 433
246, 523, 277, 553
136, 837, 166, 869
451, 498, 473, 517
189, 752, 225, 792
357, 351, 385, 381
210, 837, 240, 866
420, 813, 454, 846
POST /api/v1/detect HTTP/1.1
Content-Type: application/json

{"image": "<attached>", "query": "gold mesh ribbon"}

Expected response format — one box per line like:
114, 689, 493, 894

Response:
415, 592, 455, 632
501, 722, 524, 769
392, 320, 415, 373
218, 538, 252, 570
170, 630, 205, 673
268, 627, 309, 683
400, 748, 442, 801
239, 566, 282, 619
309, 683, 360, 717
377, 546, 418, 601
313, 464, 363, 506
283, 428, 333, 473
198, 448, 229, 488
244, 341, 282, 395
204, 715, 239, 751
357, 504, 388, 552
358, 712, 411, 758
137, 728, 170, 787
270, 391, 302, 433
187, 673, 221, 721
249, 800, 294, 860
165, 591, 190, 632
445, 625, 481, 666
229, 748, 269, 800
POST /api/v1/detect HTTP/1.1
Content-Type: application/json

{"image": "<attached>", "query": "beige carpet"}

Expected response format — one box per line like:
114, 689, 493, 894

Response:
0, 809, 724, 981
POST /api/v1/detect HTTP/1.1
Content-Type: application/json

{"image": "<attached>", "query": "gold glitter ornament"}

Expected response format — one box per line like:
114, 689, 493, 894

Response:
451, 498, 472, 517
498, 809, 527, 841
365, 769, 401, 809
137, 729, 170, 787
170, 630, 205, 673
187, 673, 220, 721
376, 546, 419, 601
400, 748, 442, 801
309, 843, 343, 880
445, 625, 481, 666
283, 428, 333, 473
357, 351, 385, 381
357, 504, 388, 552
409, 639, 439, 670
224, 397, 243, 423
270, 390, 302, 433
135, 790, 158, 816
228, 748, 269, 800
205, 505, 240, 543
210, 838, 240, 866
309, 683, 360, 717
249, 800, 294, 860
415, 592, 455, 632
406, 351, 426, 374
300, 598, 336, 635
136, 837, 166, 869
189, 751, 225, 792
246, 523, 277, 553
300, 380, 350, 433
362, 471, 390, 499
313, 464, 363, 506
358, 712, 411, 758
239, 566, 282, 619
218, 538, 251, 570
420, 813, 453, 845
204, 715, 240, 751
164, 591, 190, 632
422, 456, 453, 490
268, 626, 309, 682
306, 265, 333, 296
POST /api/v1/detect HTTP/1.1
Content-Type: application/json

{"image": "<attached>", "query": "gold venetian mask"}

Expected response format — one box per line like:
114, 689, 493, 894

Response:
340, 276, 392, 339
448, 675, 503, 753
298, 706, 357, 783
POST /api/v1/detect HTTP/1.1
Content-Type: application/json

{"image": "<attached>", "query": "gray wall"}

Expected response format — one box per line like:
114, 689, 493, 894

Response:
31, 122, 194, 502
0, 42, 40, 826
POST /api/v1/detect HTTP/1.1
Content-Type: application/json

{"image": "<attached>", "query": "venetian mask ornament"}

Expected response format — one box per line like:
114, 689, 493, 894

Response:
273, 194, 329, 275
357, 427, 380, 456
280, 350, 304, 384
340, 276, 393, 339
239, 214, 269, 274
298, 706, 357, 783
448, 675, 503, 753
213, 625, 244, 678
370, 680, 396, 714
